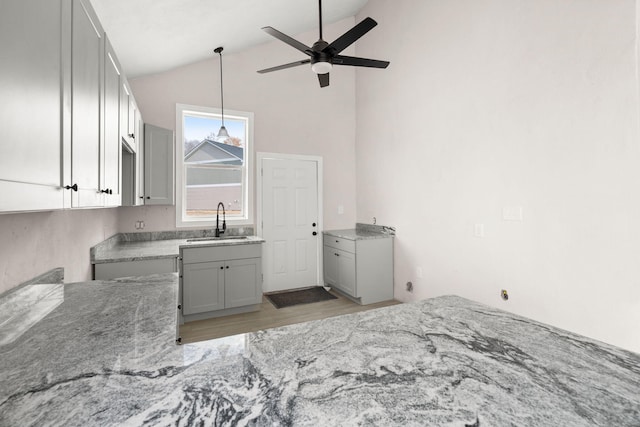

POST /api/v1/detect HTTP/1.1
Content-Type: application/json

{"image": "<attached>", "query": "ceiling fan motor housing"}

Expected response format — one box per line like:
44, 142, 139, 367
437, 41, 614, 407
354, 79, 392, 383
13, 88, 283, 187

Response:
310, 40, 332, 74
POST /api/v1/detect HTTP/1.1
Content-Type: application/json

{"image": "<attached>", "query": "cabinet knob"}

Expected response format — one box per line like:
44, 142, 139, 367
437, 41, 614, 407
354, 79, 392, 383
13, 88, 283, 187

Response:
312, 231, 317, 236
312, 222, 316, 227
139, 196, 144, 199
146, 196, 151, 199
64, 184, 78, 192
226, 265, 229, 269
220, 266, 223, 270
335, 253, 340, 257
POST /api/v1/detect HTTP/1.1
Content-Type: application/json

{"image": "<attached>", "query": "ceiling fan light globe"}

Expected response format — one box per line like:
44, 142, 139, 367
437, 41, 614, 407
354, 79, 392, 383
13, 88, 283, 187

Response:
311, 61, 332, 74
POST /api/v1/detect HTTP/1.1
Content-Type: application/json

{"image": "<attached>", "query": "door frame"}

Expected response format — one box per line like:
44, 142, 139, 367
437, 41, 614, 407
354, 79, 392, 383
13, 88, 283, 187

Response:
256, 152, 324, 289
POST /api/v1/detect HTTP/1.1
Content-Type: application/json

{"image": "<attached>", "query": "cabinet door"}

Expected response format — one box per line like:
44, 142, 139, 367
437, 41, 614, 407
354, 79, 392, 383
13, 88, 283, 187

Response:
134, 110, 144, 205
144, 124, 174, 205
337, 249, 356, 297
323, 245, 339, 287
183, 261, 225, 315
71, 0, 103, 208
120, 80, 137, 150
0, 0, 65, 212
225, 258, 262, 308
102, 36, 121, 207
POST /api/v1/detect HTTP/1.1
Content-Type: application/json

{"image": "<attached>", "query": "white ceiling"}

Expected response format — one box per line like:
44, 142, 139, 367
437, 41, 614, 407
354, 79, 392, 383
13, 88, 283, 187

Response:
90, 0, 369, 79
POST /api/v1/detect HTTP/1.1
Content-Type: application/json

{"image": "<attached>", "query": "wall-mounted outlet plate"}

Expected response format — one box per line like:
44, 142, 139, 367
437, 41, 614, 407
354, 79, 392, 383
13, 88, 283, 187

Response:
503, 206, 523, 221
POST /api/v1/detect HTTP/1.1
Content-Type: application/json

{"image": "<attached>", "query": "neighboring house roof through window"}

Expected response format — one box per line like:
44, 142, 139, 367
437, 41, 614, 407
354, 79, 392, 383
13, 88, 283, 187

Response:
185, 138, 243, 166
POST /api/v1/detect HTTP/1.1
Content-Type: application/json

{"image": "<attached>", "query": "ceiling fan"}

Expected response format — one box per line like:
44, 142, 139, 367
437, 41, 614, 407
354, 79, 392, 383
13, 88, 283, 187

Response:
257, 0, 390, 88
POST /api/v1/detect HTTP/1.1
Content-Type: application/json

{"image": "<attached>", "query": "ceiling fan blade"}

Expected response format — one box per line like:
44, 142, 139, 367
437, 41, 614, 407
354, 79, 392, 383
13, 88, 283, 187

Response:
323, 17, 378, 55
262, 26, 313, 56
333, 55, 390, 69
257, 59, 311, 74
318, 73, 329, 88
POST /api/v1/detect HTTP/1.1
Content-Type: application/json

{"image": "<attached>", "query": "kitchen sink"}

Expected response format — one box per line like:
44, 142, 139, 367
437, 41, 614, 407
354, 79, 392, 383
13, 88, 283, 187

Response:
186, 236, 250, 242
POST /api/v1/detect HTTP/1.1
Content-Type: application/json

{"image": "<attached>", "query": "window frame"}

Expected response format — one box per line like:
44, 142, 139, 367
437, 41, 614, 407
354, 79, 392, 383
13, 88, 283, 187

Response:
175, 103, 254, 228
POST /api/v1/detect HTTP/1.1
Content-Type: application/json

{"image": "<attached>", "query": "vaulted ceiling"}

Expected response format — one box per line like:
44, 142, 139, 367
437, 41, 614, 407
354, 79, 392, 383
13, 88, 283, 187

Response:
90, 0, 369, 78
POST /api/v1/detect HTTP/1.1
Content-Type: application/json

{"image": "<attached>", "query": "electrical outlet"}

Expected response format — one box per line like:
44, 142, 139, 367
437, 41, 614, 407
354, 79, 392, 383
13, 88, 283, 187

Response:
501, 289, 509, 300
406, 281, 413, 292
337, 205, 344, 215
503, 206, 523, 221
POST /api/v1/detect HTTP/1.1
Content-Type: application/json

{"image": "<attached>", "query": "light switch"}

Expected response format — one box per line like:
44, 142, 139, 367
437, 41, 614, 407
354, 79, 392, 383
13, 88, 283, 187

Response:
337, 205, 344, 215
502, 206, 523, 221
474, 224, 485, 238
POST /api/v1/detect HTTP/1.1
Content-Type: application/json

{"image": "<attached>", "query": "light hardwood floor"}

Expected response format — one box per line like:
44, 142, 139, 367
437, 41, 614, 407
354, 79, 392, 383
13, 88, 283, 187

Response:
179, 289, 401, 344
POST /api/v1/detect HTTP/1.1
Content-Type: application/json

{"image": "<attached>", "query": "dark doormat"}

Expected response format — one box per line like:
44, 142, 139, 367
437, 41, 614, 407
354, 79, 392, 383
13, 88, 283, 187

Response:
265, 287, 337, 309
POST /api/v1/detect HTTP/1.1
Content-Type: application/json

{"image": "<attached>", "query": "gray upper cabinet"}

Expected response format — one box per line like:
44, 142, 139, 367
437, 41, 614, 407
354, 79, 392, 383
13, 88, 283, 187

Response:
0, 0, 67, 212
70, 0, 104, 208
144, 124, 175, 205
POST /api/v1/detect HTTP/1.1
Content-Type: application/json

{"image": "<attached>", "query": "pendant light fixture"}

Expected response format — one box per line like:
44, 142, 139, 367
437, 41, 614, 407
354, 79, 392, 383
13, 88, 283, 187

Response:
214, 46, 230, 141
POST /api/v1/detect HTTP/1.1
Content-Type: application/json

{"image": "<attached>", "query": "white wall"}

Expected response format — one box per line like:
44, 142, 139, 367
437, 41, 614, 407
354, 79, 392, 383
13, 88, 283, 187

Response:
119, 18, 359, 234
355, 0, 640, 353
0, 209, 119, 294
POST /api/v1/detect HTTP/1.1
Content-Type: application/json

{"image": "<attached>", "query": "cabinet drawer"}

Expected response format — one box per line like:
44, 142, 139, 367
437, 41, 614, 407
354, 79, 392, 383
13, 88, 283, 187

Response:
182, 243, 262, 264
323, 235, 355, 253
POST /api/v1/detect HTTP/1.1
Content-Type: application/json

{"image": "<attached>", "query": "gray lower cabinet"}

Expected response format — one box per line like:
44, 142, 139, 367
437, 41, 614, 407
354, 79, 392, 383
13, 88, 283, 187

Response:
94, 258, 178, 280
323, 234, 393, 305
181, 243, 262, 318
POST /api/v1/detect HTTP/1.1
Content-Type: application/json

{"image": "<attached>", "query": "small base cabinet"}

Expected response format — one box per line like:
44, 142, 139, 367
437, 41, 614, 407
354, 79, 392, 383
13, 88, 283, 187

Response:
180, 243, 262, 321
323, 233, 393, 305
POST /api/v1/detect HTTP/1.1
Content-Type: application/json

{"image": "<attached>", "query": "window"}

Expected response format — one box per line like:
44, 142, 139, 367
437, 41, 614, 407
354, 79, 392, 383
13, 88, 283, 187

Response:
176, 104, 254, 227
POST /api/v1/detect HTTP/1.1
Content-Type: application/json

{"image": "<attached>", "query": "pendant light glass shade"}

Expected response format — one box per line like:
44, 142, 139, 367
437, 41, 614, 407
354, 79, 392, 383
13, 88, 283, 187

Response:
214, 46, 230, 142
217, 125, 230, 140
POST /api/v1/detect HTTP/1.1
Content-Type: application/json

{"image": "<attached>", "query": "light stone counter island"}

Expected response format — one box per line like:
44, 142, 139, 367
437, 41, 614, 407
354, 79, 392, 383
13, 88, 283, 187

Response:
0, 273, 639, 426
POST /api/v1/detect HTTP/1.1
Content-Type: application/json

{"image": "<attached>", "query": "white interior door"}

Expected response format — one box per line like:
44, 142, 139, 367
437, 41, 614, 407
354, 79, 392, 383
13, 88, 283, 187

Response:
261, 157, 320, 292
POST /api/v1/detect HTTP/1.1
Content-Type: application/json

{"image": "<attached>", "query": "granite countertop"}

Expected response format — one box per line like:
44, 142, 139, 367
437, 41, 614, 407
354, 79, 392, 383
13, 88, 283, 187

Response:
1, 275, 638, 426
91, 231, 264, 264
323, 222, 395, 241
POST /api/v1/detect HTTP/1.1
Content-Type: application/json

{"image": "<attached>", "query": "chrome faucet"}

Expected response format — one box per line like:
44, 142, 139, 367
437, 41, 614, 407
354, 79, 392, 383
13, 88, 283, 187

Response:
215, 202, 226, 237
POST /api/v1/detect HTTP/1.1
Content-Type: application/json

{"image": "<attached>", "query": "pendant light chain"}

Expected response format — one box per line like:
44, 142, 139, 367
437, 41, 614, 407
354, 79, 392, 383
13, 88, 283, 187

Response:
216, 47, 225, 127
214, 47, 229, 140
